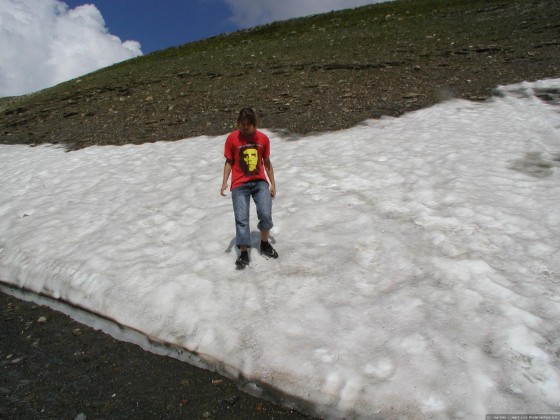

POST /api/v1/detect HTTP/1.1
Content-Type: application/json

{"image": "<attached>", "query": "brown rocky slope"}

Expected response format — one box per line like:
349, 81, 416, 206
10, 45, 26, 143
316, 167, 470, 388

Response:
1, 0, 559, 150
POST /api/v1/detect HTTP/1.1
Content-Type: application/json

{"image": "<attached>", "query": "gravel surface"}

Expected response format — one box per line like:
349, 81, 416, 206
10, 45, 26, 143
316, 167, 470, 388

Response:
0, 290, 313, 419
1, 0, 559, 418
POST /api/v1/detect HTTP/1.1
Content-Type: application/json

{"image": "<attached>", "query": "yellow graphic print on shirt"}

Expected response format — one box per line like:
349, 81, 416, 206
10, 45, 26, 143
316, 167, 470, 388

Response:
240, 146, 259, 175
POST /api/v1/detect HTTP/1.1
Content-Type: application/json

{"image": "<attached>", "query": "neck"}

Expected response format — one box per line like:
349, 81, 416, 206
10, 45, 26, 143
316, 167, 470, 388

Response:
240, 130, 255, 138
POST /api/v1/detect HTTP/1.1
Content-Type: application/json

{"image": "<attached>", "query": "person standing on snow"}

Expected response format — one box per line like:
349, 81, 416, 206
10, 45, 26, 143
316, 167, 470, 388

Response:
220, 107, 278, 267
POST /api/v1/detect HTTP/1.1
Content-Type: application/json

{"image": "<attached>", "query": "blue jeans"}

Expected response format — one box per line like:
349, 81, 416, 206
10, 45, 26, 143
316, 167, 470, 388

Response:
231, 180, 273, 248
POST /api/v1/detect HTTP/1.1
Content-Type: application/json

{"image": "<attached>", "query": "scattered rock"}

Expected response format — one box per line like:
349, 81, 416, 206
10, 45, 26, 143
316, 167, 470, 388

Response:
223, 395, 240, 406
10, 356, 26, 365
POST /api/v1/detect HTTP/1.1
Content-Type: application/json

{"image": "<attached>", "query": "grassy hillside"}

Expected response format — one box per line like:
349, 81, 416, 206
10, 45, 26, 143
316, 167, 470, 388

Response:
1, 0, 559, 150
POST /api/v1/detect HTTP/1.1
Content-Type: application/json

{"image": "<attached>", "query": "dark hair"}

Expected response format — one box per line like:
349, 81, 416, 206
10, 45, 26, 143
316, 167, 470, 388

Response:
237, 107, 258, 127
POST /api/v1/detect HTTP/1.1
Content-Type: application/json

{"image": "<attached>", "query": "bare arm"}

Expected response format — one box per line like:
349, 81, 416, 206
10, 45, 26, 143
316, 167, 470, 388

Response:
264, 157, 276, 199
221, 159, 233, 196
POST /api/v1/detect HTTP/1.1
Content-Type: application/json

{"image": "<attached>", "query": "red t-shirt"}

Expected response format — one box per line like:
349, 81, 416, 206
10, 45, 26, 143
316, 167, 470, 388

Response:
224, 130, 270, 191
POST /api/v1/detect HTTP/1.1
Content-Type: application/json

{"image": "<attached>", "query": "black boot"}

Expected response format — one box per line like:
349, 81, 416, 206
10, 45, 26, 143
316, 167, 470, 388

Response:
236, 250, 250, 267
260, 241, 278, 259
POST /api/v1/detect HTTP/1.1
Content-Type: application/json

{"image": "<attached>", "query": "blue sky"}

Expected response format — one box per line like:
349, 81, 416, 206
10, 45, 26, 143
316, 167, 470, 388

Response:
63, 0, 238, 54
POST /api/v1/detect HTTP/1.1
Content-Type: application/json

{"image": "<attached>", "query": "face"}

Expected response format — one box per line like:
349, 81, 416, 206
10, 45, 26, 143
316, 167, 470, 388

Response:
242, 148, 258, 172
238, 118, 256, 136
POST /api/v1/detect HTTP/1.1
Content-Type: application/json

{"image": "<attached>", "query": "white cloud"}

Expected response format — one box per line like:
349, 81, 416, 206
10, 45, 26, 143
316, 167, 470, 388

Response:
0, 0, 142, 97
223, 0, 391, 28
